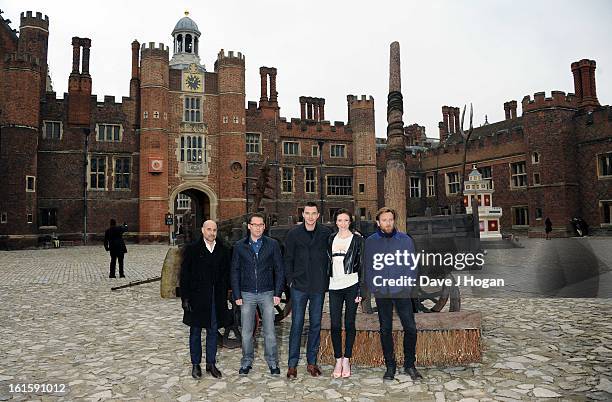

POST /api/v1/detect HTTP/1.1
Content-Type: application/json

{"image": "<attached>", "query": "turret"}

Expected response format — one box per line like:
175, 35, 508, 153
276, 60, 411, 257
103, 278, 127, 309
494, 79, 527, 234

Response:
0, 12, 46, 237
139, 42, 170, 239
17, 11, 49, 98
215, 49, 246, 219
348, 94, 377, 220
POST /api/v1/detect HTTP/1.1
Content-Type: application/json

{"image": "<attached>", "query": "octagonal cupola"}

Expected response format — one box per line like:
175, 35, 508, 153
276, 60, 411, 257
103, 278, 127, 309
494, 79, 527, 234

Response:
170, 11, 204, 70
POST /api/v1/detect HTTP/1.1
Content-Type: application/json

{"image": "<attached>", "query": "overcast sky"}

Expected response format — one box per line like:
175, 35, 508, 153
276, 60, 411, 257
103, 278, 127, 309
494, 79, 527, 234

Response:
4, 0, 612, 139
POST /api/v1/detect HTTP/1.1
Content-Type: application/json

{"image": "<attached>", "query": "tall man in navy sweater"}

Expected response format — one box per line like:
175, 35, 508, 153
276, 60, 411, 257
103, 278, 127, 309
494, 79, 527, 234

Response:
284, 202, 332, 379
364, 207, 423, 381
231, 213, 285, 376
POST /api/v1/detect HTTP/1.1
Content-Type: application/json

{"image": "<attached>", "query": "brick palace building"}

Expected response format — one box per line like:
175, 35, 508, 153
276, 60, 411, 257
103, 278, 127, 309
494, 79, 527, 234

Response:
0, 10, 610, 248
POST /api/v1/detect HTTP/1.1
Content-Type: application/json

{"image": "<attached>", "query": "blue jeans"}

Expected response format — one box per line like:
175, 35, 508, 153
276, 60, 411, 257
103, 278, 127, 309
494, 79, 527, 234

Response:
288, 287, 324, 368
240, 291, 278, 368
189, 296, 217, 365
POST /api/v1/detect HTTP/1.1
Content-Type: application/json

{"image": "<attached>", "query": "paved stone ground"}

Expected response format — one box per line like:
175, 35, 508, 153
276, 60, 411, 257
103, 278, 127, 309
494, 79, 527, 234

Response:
0, 242, 611, 401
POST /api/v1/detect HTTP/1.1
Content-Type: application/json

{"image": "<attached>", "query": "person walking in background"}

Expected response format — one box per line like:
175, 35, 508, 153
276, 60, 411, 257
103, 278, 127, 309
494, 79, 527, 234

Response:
284, 202, 332, 379
327, 209, 364, 378
180, 220, 231, 380
104, 219, 128, 278
231, 213, 285, 376
545, 217, 552, 240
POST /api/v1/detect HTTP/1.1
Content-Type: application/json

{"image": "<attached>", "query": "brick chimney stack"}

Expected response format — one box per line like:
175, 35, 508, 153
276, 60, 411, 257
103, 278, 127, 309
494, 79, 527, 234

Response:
299, 97, 325, 122
453, 107, 460, 132
504, 100, 518, 119
571, 59, 599, 110
68, 37, 92, 127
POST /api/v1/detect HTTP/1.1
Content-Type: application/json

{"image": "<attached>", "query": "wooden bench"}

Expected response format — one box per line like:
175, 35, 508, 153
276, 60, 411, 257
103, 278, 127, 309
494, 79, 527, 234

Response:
318, 310, 482, 367
60, 240, 77, 247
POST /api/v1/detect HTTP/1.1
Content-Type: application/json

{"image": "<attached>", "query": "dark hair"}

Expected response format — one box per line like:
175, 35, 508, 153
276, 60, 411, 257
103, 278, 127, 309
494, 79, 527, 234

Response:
333, 208, 353, 225
304, 201, 319, 211
110, 219, 117, 226
248, 213, 266, 224
375, 207, 396, 221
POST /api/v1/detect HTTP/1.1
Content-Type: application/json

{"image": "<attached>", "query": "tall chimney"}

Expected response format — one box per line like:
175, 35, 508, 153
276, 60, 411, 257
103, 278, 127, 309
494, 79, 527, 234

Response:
131, 40, 140, 79
259, 67, 268, 103
269, 68, 277, 103
300, 96, 306, 120
81, 38, 91, 75
440, 106, 449, 139
509, 101, 517, 119
71, 37, 81, 73
572, 59, 599, 110
454, 107, 461, 132
320, 98, 325, 121
504, 102, 510, 120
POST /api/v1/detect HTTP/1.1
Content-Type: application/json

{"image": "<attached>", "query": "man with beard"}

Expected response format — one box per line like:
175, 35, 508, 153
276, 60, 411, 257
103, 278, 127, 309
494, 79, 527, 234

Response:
364, 207, 423, 381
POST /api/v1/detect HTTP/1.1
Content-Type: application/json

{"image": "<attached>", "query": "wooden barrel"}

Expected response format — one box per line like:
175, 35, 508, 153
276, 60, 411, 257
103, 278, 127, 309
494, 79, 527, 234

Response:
160, 247, 182, 298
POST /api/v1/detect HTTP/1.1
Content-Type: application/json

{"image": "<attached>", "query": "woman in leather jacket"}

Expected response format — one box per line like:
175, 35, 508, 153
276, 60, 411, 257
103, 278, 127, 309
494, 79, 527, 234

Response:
327, 208, 364, 378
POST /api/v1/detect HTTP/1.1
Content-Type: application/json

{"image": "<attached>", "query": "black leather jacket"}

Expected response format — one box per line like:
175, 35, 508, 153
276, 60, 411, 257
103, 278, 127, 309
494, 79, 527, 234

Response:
327, 231, 364, 293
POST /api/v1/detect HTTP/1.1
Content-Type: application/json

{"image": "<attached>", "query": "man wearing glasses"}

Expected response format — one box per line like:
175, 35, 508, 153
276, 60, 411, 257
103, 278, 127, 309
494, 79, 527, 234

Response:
231, 213, 285, 376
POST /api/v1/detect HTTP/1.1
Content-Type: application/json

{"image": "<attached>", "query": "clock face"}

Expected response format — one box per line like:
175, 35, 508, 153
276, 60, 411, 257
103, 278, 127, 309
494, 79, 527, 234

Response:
185, 74, 202, 91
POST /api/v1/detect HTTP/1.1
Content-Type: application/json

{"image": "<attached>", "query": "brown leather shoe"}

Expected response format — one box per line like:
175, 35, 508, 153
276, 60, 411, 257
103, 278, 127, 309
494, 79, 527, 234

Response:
307, 364, 322, 377
286, 367, 297, 379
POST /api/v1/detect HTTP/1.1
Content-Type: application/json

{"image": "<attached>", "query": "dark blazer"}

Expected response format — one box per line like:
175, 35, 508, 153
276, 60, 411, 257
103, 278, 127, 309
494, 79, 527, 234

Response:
327, 231, 365, 296
284, 222, 332, 293
104, 225, 128, 254
231, 235, 285, 300
180, 237, 231, 328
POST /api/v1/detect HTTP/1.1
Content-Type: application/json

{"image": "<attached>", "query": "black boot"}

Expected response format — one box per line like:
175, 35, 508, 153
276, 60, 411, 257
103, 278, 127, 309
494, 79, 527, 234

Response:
206, 363, 222, 379
191, 364, 202, 379
383, 365, 396, 380
404, 366, 423, 380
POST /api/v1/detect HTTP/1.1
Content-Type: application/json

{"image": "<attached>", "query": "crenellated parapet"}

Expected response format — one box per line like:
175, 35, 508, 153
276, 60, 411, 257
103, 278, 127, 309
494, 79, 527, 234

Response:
214, 49, 245, 69
19, 11, 49, 30
347, 94, 374, 110
283, 118, 350, 136
522, 91, 578, 113
141, 42, 169, 59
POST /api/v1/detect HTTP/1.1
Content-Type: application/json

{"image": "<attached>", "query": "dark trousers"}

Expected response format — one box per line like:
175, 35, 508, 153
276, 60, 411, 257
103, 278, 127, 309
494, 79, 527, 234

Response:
110, 252, 124, 277
288, 287, 324, 367
329, 283, 359, 358
375, 297, 417, 368
189, 297, 218, 365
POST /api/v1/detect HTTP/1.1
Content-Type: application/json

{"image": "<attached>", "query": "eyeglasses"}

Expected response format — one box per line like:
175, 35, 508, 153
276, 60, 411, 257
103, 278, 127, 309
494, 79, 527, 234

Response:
249, 223, 265, 227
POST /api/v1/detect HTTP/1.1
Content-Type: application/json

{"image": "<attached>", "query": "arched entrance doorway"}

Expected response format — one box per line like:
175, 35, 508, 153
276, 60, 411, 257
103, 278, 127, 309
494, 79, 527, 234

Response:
169, 183, 218, 244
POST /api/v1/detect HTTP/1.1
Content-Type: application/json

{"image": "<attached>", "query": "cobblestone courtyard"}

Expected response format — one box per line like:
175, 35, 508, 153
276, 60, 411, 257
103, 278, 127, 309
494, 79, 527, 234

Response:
1, 241, 611, 401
